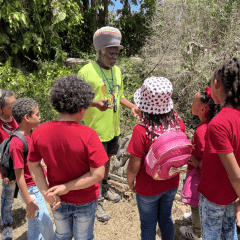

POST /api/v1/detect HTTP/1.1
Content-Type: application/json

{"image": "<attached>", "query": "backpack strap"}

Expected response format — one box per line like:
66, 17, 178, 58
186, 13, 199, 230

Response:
9, 131, 28, 198
2, 124, 14, 135
10, 131, 28, 159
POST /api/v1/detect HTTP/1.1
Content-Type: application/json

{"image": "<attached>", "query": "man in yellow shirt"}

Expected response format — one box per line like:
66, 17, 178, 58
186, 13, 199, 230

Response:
79, 26, 140, 222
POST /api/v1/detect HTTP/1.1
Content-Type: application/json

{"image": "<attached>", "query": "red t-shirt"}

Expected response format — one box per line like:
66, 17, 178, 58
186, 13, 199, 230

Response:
10, 135, 47, 187
188, 120, 210, 170
28, 121, 109, 204
0, 118, 18, 179
198, 108, 240, 205
126, 118, 186, 196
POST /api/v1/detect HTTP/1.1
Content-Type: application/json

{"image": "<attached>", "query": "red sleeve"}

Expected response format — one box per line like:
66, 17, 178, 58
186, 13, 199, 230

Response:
207, 122, 233, 154
126, 125, 145, 158
9, 137, 24, 169
87, 132, 109, 168
27, 131, 42, 162
179, 119, 185, 133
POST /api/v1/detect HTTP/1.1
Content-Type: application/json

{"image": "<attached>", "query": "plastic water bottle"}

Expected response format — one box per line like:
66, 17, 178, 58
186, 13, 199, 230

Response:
29, 194, 39, 218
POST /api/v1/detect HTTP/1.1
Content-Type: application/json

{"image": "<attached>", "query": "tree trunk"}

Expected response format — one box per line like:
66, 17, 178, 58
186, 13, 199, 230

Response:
82, 0, 89, 11
91, 0, 97, 31
103, 0, 109, 25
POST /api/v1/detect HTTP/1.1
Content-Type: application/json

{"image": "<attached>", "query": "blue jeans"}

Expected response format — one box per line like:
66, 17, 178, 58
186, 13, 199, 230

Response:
136, 187, 178, 240
21, 185, 54, 240
1, 180, 15, 225
199, 194, 238, 240
51, 200, 97, 240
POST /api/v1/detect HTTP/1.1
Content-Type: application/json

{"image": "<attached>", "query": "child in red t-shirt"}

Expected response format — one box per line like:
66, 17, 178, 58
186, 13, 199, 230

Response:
27, 75, 108, 240
198, 57, 240, 240
180, 87, 219, 240
10, 98, 54, 240
127, 77, 186, 240
0, 89, 17, 240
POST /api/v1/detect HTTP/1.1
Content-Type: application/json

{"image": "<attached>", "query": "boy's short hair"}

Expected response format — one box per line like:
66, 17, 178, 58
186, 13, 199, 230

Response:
50, 74, 95, 114
0, 89, 15, 108
12, 98, 38, 124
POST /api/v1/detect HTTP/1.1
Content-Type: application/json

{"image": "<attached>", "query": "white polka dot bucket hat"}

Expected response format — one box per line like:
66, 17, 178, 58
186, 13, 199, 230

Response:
134, 76, 174, 114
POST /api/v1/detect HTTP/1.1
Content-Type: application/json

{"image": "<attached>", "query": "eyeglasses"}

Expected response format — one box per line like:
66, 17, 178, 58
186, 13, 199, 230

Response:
105, 52, 119, 58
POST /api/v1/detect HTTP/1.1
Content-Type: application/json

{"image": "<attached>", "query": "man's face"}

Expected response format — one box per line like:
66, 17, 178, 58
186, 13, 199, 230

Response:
1, 96, 16, 117
100, 47, 119, 69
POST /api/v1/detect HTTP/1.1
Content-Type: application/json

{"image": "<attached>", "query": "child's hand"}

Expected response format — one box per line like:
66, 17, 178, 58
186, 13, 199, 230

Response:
3, 178, 14, 185
131, 106, 141, 119
188, 155, 199, 168
128, 181, 136, 193
46, 184, 69, 196
235, 199, 240, 227
44, 191, 61, 210
26, 201, 39, 221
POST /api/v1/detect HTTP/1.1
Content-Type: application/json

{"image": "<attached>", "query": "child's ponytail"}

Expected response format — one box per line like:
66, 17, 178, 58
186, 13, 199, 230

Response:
199, 88, 220, 120
214, 57, 240, 108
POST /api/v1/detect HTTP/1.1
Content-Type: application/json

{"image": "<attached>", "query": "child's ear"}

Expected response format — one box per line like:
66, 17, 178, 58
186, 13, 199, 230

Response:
24, 114, 30, 122
201, 103, 209, 113
214, 78, 222, 89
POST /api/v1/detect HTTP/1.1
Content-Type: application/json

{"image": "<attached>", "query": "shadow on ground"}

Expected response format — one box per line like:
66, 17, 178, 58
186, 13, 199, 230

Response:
12, 207, 27, 229
15, 231, 28, 240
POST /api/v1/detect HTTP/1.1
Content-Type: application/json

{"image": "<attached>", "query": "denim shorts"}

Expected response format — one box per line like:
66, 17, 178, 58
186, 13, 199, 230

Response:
52, 200, 97, 240
102, 135, 120, 156
199, 194, 238, 240
136, 187, 178, 240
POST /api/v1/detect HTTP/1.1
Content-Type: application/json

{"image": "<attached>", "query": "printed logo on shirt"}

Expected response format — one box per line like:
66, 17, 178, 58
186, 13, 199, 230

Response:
101, 83, 120, 104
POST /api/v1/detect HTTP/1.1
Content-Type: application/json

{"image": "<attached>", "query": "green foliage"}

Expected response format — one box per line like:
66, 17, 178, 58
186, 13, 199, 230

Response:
0, 56, 145, 136
0, 0, 83, 67
118, 57, 146, 136
0, 59, 82, 122
112, 0, 156, 56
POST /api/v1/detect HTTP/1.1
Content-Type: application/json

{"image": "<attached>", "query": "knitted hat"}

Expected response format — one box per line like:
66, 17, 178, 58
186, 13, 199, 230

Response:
93, 26, 124, 51
134, 77, 174, 114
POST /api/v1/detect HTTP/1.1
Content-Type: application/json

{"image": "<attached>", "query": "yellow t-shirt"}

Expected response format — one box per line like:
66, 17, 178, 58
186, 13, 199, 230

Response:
79, 61, 124, 142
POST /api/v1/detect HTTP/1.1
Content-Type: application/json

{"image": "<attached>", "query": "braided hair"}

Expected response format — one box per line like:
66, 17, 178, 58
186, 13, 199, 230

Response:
199, 89, 220, 120
142, 110, 181, 141
213, 57, 240, 108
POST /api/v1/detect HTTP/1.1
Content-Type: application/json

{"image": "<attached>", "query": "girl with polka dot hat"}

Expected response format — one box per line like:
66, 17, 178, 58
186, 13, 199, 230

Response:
126, 76, 186, 240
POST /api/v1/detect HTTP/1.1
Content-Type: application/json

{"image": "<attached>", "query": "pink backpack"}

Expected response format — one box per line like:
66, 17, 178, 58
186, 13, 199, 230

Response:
181, 165, 201, 207
144, 129, 192, 180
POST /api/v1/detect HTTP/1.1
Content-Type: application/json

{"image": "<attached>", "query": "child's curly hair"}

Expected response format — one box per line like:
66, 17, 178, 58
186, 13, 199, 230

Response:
50, 74, 95, 114
213, 57, 240, 108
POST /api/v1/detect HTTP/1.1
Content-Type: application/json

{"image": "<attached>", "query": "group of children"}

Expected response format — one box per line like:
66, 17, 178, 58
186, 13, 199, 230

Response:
0, 57, 240, 240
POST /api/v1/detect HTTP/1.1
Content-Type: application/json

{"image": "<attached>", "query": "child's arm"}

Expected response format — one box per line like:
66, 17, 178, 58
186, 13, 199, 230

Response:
46, 165, 105, 196
120, 98, 141, 119
127, 154, 141, 193
27, 160, 61, 210
219, 152, 240, 196
219, 152, 240, 222
14, 168, 39, 221
188, 155, 199, 168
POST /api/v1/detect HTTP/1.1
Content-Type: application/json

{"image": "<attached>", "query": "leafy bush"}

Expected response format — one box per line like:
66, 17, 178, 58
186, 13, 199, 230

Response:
0, 0, 83, 69
141, 0, 240, 129
0, 58, 84, 122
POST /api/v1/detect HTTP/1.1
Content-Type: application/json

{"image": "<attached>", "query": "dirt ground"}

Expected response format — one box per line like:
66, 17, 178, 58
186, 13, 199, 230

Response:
0, 184, 194, 240
3, 185, 240, 240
